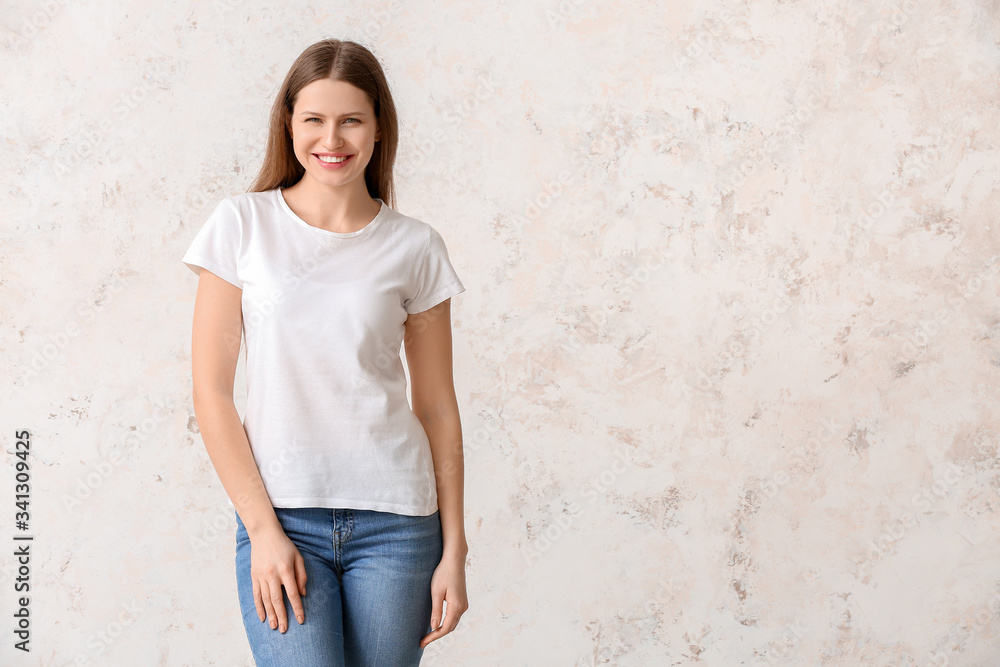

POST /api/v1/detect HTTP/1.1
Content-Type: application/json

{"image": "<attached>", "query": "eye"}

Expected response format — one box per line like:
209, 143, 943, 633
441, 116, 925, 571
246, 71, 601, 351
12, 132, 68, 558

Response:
305, 117, 322, 123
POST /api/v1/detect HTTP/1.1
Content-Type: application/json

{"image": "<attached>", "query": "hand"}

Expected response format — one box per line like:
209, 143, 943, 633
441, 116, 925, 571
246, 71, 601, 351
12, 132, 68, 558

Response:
248, 525, 308, 633
420, 551, 469, 649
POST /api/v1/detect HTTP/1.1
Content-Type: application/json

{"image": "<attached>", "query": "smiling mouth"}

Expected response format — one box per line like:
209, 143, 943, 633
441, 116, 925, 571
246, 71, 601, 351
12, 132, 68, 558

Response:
314, 154, 352, 164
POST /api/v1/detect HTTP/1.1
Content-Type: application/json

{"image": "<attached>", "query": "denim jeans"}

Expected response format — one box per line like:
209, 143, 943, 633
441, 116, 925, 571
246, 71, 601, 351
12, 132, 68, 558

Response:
234, 507, 443, 666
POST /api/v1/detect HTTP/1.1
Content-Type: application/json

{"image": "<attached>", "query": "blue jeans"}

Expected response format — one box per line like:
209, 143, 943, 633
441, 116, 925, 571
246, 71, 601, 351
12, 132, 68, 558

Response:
235, 507, 443, 666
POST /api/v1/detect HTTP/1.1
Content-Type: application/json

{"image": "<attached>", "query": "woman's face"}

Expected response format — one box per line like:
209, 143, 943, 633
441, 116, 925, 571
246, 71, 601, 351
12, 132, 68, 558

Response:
288, 78, 381, 192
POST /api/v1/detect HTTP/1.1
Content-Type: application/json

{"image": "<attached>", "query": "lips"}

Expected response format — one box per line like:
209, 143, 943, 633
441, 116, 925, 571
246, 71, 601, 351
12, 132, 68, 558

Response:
314, 153, 352, 163
312, 153, 354, 170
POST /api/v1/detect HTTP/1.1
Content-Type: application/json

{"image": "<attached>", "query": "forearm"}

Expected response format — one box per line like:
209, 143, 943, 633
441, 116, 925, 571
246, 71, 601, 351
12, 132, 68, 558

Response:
192, 392, 281, 540
421, 410, 468, 557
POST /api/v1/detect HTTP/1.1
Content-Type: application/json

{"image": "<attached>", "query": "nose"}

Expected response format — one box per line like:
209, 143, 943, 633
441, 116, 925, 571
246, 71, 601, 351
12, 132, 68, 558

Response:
322, 123, 344, 148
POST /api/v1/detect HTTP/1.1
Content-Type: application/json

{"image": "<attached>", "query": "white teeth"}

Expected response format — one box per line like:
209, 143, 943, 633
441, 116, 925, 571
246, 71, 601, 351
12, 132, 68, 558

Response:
318, 155, 349, 163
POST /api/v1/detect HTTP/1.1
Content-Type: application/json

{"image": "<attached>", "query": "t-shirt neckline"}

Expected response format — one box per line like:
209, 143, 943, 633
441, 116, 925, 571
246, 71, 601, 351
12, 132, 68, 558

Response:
275, 188, 386, 238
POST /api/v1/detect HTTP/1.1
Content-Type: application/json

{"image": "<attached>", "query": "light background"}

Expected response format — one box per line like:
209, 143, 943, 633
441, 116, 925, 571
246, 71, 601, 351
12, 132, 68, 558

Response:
2, 0, 999, 665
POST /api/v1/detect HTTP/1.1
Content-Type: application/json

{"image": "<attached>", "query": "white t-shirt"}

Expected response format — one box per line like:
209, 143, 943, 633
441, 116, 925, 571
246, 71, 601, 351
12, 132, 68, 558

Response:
182, 188, 465, 516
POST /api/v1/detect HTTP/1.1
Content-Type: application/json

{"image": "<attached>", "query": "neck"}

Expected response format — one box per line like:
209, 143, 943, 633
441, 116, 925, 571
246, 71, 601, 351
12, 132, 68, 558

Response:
282, 178, 382, 234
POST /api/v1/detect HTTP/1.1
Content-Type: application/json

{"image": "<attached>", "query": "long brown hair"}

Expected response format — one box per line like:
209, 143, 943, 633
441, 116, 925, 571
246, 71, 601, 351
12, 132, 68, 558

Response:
248, 39, 398, 209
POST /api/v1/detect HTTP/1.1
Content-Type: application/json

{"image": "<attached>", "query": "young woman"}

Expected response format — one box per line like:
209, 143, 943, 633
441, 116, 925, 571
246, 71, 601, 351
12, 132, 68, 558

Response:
182, 38, 469, 665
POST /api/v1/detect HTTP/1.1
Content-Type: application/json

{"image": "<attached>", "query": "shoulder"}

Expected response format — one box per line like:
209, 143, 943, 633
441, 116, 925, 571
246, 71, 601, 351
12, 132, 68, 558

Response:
202, 190, 278, 232
382, 206, 449, 248
223, 190, 276, 217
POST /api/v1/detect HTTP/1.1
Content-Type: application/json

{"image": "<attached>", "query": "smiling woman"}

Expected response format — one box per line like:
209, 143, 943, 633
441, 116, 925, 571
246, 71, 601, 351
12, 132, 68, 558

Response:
279, 78, 385, 233
181, 38, 469, 666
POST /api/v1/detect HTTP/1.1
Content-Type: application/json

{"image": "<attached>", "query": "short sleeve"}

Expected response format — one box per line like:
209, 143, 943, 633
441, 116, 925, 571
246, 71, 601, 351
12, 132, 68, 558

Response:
181, 198, 242, 289
403, 225, 465, 314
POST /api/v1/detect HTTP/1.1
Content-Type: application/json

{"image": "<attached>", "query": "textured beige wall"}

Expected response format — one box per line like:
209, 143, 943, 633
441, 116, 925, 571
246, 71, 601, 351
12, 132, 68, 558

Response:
2, 0, 999, 665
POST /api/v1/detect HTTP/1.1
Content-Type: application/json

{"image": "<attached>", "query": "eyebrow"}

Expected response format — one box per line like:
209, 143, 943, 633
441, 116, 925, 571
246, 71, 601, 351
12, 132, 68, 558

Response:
298, 111, 368, 117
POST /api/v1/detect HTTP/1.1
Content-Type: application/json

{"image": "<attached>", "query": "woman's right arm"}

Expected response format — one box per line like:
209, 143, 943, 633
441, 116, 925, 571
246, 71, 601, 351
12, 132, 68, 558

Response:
190, 269, 306, 633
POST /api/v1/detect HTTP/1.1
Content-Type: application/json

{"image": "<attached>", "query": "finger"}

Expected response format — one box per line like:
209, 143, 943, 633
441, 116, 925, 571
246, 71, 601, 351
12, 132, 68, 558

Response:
420, 623, 450, 649
290, 555, 307, 623
296, 553, 308, 597
270, 578, 289, 632
283, 571, 305, 626
260, 579, 278, 630
429, 591, 445, 633
420, 596, 446, 649
434, 599, 465, 638
252, 578, 266, 623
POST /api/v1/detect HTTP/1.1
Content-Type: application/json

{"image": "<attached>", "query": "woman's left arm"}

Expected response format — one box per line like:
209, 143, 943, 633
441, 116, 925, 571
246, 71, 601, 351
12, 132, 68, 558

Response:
403, 297, 469, 647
